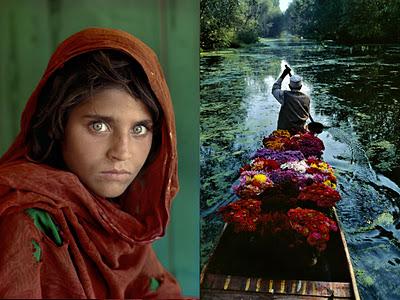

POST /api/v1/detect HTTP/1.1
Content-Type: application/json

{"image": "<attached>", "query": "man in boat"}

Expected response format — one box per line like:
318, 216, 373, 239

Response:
272, 66, 310, 134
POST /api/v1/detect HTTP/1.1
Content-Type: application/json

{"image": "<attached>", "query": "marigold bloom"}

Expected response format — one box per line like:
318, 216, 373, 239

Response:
253, 174, 267, 183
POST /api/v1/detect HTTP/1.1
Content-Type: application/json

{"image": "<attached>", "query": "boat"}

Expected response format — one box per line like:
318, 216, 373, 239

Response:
200, 207, 360, 299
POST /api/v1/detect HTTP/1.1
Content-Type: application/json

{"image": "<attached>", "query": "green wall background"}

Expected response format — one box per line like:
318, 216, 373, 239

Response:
0, 0, 199, 297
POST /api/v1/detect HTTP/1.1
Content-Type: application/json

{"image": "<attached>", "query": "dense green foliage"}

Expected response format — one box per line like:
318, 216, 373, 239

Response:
201, 0, 400, 49
285, 0, 400, 43
200, 0, 283, 49
200, 0, 240, 49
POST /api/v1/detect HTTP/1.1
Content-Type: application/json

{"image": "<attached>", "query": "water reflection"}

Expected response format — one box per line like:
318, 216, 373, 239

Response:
201, 39, 400, 299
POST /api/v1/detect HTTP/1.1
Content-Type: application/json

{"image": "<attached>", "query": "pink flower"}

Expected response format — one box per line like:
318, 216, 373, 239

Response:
329, 223, 338, 231
311, 232, 321, 240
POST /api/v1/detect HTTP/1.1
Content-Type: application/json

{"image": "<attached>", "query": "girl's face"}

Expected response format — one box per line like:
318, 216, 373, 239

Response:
61, 88, 154, 198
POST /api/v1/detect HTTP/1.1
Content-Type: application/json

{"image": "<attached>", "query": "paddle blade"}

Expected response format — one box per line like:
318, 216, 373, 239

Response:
308, 122, 324, 134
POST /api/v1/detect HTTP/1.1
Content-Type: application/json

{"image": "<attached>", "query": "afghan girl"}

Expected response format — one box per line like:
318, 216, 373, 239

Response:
0, 28, 184, 299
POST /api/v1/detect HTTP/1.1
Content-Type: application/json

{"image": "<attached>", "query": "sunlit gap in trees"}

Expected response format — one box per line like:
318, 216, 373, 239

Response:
280, 0, 293, 12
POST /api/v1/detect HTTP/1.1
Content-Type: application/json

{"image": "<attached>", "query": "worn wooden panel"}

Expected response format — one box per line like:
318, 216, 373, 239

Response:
202, 273, 354, 299
201, 290, 342, 300
0, 0, 199, 297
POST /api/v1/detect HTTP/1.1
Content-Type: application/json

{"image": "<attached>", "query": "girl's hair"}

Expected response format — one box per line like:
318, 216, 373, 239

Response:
26, 50, 163, 169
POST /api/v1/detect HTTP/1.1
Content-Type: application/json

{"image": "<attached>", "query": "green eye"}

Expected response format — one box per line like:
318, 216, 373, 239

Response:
92, 122, 106, 131
133, 125, 143, 134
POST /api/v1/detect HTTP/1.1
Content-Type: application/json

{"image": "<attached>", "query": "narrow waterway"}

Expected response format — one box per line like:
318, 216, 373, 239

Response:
200, 38, 400, 299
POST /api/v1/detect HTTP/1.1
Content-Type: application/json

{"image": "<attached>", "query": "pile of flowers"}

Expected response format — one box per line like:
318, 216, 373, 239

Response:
262, 130, 291, 150
234, 158, 338, 198
287, 208, 338, 251
250, 149, 305, 163
297, 183, 342, 208
241, 158, 281, 173
258, 211, 297, 248
305, 158, 337, 189
283, 158, 338, 188
263, 131, 325, 159
217, 199, 261, 233
232, 171, 274, 198
233, 135, 337, 198
220, 129, 343, 254
258, 181, 299, 211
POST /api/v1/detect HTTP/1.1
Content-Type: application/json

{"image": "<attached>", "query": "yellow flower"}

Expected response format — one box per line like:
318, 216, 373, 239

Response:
253, 174, 267, 183
276, 129, 291, 138
324, 180, 337, 189
324, 180, 331, 186
319, 162, 327, 168
266, 141, 283, 150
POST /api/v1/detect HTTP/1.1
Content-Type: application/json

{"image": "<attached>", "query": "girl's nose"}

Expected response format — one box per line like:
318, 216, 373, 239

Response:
107, 132, 132, 161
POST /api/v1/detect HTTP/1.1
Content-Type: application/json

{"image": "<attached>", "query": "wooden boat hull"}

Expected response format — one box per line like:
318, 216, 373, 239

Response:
201, 208, 360, 299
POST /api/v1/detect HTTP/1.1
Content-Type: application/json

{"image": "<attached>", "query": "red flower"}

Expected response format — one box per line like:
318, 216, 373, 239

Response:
298, 183, 342, 208
217, 199, 262, 233
239, 164, 250, 173
307, 235, 318, 246
251, 180, 262, 188
265, 159, 281, 171
287, 208, 337, 251
306, 158, 320, 165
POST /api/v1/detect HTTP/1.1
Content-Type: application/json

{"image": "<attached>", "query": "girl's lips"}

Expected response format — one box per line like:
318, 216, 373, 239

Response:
100, 169, 131, 180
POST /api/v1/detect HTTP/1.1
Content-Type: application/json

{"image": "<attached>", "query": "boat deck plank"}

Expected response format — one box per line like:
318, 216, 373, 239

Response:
201, 290, 351, 300
202, 273, 353, 298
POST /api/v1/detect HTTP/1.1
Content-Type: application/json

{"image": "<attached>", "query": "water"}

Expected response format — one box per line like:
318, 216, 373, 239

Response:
200, 38, 400, 299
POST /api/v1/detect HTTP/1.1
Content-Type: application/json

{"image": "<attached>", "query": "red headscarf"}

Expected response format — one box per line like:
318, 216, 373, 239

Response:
0, 28, 182, 299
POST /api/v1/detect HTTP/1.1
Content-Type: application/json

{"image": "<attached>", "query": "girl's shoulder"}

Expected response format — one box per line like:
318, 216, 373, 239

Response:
23, 208, 63, 247
0, 207, 63, 253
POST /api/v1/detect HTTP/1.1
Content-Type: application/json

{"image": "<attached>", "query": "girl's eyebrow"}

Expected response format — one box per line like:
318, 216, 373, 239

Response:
137, 119, 154, 126
83, 114, 114, 123
82, 114, 153, 125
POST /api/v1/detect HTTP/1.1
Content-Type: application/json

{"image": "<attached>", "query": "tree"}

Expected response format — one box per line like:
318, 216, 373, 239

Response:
200, 0, 285, 49
200, 0, 240, 49
344, 0, 400, 43
313, 0, 345, 41
284, 0, 400, 44
257, 0, 283, 37
285, 0, 317, 38
235, 0, 283, 43
235, 0, 260, 44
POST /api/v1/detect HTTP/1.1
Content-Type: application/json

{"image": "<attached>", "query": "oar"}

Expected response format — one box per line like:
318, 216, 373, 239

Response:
307, 114, 324, 134
285, 65, 324, 134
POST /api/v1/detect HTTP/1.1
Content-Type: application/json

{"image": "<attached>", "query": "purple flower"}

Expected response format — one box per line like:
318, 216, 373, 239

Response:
250, 149, 277, 160
312, 173, 328, 183
292, 174, 314, 187
298, 139, 324, 158
250, 149, 305, 163
269, 169, 296, 185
